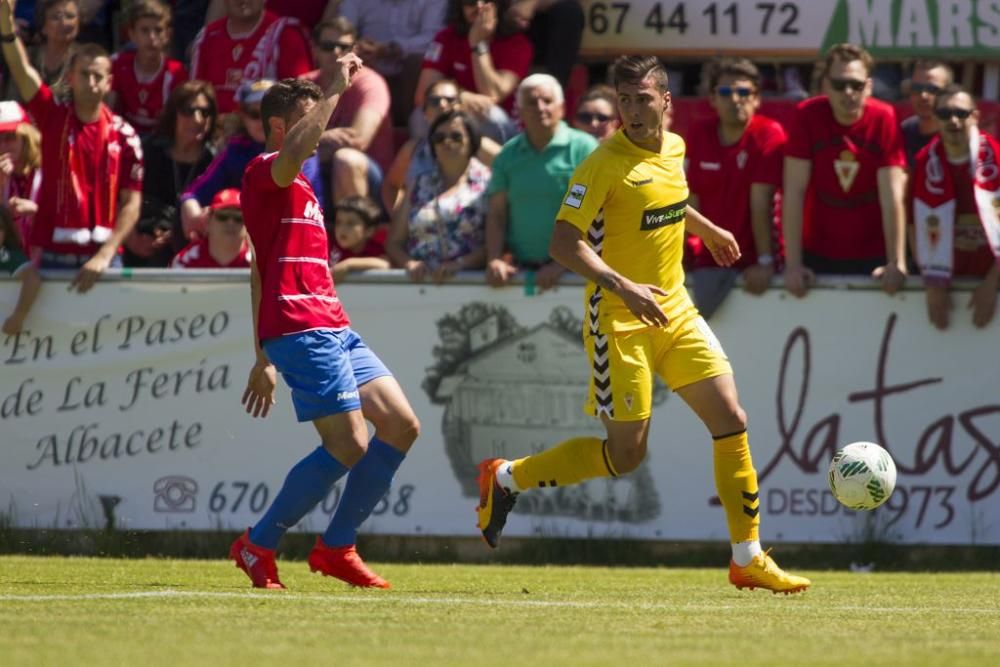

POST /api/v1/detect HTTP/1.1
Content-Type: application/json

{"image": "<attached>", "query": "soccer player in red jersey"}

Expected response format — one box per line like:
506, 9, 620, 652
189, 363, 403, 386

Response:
231, 59, 420, 590
783, 43, 908, 298
109, 1, 188, 135
190, 0, 313, 113
686, 58, 786, 311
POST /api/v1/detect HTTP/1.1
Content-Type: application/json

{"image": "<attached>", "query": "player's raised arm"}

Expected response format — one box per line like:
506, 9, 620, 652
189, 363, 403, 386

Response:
270, 53, 362, 187
0, 0, 41, 102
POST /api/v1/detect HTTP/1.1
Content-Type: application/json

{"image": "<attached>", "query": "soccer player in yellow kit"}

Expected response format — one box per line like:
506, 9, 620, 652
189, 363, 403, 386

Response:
477, 55, 811, 594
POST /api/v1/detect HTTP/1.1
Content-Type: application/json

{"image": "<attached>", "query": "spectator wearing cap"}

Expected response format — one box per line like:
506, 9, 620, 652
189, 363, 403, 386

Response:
415, 0, 534, 144
485, 73, 597, 290
301, 17, 392, 202
335, 0, 447, 126
911, 84, 1000, 330
783, 43, 908, 298
107, 0, 188, 137
190, 0, 313, 113
0, 205, 41, 335
900, 60, 953, 169
171, 187, 250, 268
0, 100, 42, 251
179, 78, 329, 239
1, 5, 143, 293
571, 84, 619, 143
328, 195, 390, 282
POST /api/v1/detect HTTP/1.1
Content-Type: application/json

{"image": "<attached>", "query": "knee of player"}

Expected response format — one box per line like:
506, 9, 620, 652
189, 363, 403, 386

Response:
377, 412, 421, 450
607, 438, 647, 475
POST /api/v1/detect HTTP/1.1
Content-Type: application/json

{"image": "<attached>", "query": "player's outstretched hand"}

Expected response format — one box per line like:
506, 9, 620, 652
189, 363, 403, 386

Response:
242, 360, 277, 418
331, 53, 363, 95
619, 279, 669, 328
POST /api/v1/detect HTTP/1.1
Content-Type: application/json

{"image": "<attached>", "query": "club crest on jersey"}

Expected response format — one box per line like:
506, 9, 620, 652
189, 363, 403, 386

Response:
564, 183, 587, 209
232, 44, 243, 61
138, 90, 148, 104
304, 200, 324, 222
736, 149, 748, 170
639, 199, 686, 230
834, 149, 860, 192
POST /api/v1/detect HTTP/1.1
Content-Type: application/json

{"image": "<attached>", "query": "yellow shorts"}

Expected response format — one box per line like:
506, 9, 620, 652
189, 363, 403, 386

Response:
584, 311, 732, 421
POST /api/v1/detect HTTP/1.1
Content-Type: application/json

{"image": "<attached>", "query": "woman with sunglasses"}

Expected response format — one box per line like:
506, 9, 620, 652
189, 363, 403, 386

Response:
571, 84, 620, 142
123, 79, 218, 267
386, 110, 489, 283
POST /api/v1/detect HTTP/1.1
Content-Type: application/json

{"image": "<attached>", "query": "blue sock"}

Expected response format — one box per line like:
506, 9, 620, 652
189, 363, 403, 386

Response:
250, 445, 349, 549
323, 437, 405, 547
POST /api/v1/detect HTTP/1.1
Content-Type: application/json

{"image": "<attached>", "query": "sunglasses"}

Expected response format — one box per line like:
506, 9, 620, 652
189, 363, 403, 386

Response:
317, 40, 354, 53
934, 107, 974, 121
432, 130, 466, 144
242, 107, 262, 120
576, 111, 613, 124
828, 78, 867, 93
911, 82, 943, 96
214, 211, 244, 224
715, 85, 755, 98
179, 104, 211, 117
427, 94, 458, 107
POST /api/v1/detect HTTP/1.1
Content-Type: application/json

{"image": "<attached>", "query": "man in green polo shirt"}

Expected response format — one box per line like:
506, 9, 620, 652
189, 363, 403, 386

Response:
485, 73, 598, 290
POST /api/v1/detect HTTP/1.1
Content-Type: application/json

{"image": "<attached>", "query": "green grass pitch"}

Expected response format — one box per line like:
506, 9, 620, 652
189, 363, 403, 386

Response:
1, 555, 998, 666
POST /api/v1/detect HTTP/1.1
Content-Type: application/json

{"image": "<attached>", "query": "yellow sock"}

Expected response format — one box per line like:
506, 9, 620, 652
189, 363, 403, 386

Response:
713, 430, 760, 543
511, 437, 617, 490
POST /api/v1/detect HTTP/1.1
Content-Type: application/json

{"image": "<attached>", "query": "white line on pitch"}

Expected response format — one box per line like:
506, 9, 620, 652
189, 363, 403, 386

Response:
0, 590, 998, 615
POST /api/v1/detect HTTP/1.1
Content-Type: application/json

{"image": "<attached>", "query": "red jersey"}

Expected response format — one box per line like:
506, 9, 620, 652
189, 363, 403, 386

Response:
422, 25, 533, 112
190, 12, 313, 113
242, 152, 349, 340
265, 0, 327, 26
26, 84, 143, 255
686, 114, 786, 270
785, 96, 906, 260
110, 51, 188, 133
170, 238, 252, 269
329, 232, 387, 265
943, 159, 995, 276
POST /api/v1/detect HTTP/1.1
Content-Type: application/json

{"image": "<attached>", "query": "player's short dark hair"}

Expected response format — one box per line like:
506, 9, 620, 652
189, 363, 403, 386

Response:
334, 196, 382, 228
934, 83, 977, 108
824, 42, 874, 77
612, 55, 669, 92
428, 110, 481, 162
312, 17, 356, 42
127, 0, 171, 27
708, 58, 761, 90
260, 78, 323, 140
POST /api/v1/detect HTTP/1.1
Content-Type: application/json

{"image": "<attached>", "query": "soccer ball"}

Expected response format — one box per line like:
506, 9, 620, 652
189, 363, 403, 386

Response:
828, 442, 897, 510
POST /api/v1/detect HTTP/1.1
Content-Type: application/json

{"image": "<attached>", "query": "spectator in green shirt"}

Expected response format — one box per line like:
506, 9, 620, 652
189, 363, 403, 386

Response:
485, 72, 597, 290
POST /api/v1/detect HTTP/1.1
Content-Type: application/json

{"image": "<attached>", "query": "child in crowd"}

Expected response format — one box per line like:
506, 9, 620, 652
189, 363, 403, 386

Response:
0, 206, 41, 335
328, 195, 390, 282
108, 0, 187, 135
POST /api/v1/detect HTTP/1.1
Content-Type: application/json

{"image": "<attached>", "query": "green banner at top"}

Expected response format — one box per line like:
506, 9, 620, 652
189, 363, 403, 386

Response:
822, 0, 1000, 57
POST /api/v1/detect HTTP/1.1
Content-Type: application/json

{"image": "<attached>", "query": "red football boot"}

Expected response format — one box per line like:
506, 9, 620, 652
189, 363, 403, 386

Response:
229, 529, 286, 589
308, 538, 390, 589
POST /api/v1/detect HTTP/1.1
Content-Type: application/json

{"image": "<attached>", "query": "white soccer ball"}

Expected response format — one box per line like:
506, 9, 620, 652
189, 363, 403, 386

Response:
828, 441, 897, 511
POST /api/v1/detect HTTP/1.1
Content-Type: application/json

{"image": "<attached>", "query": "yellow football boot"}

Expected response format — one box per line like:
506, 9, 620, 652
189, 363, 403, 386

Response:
729, 550, 811, 594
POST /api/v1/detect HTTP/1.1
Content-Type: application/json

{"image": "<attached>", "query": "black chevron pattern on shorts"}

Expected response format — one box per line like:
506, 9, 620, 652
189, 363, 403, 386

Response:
593, 333, 613, 418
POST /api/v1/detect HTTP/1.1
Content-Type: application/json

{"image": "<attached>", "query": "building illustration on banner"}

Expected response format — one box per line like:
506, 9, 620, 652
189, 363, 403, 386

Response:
424, 302, 668, 523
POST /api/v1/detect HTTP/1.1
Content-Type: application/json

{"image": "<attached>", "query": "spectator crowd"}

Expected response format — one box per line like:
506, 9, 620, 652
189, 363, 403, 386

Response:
0, 0, 997, 333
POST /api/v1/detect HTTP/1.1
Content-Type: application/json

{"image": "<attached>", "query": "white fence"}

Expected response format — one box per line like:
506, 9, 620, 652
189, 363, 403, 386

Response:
2, 271, 998, 544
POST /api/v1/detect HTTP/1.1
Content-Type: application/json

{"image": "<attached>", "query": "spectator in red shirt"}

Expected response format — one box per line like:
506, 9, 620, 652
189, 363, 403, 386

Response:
0, 101, 42, 251
415, 0, 533, 143
301, 17, 391, 202
571, 84, 619, 143
783, 43, 908, 298
328, 195, 389, 282
189, 0, 312, 113
171, 187, 250, 269
911, 84, 1000, 330
2, 3, 143, 292
108, 0, 188, 136
686, 58, 786, 316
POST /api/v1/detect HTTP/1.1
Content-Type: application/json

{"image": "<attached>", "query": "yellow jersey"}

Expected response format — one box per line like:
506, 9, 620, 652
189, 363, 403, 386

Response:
556, 129, 693, 333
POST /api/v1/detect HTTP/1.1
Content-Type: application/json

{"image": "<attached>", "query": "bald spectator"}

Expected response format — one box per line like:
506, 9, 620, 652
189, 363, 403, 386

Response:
190, 0, 312, 113
783, 43, 908, 298
901, 60, 953, 168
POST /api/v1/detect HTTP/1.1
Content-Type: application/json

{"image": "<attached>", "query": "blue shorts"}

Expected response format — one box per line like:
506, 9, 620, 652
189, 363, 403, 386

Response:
262, 328, 391, 422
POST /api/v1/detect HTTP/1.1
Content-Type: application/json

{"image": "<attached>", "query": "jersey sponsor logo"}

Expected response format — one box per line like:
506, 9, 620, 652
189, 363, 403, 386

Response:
628, 177, 653, 186
564, 183, 587, 208
699, 161, 721, 171
303, 200, 324, 222
639, 199, 687, 231
336, 390, 360, 401
834, 149, 860, 192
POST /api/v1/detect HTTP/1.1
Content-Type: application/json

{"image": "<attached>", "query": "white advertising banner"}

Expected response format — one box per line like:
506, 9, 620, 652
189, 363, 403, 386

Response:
1, 274, 998, 545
